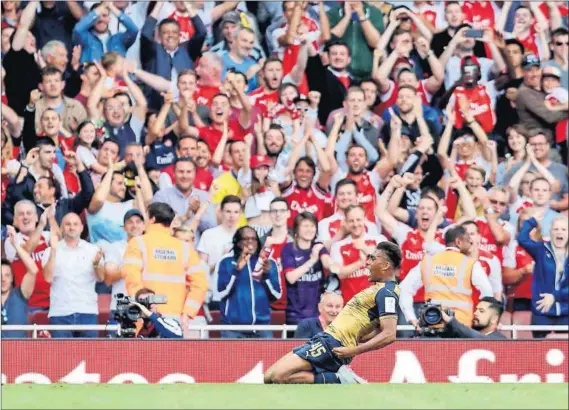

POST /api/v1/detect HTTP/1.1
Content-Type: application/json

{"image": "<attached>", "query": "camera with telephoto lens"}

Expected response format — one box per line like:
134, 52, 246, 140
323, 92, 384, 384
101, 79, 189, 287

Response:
114, 293, 167, 338
418, 300, 454, 336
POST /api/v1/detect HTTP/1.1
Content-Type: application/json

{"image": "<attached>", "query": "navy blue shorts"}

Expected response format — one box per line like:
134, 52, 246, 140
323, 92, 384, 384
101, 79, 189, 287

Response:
292, 332, 351, 374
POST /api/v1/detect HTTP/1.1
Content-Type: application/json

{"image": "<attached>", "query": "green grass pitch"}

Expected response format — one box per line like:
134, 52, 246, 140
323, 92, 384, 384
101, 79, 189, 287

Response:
2, 384, 568, 409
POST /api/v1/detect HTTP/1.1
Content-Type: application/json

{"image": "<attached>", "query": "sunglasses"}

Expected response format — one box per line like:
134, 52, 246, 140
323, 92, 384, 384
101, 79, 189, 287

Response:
490, 199, 507, 207
555, 41, 568, 46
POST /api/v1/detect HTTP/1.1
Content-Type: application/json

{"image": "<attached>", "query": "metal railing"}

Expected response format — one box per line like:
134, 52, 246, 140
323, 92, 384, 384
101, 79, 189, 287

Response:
2, 324, 568, 339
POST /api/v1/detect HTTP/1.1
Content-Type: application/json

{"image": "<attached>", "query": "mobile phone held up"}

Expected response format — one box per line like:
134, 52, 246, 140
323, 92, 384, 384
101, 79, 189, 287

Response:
464, 29, 484, 39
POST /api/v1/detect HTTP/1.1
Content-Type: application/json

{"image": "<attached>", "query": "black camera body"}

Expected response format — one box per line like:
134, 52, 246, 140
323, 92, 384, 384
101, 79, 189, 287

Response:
114, 293, 167, 338
418, 300, 454, 336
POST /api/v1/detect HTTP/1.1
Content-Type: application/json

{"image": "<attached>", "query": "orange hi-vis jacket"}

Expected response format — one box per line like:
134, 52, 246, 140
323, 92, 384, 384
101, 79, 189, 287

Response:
420, 249, 476, 327
122, 224, 208, 318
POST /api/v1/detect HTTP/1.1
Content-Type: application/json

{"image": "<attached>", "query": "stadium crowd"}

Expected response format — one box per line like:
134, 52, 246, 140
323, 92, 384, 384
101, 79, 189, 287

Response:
0, 0, 568, 339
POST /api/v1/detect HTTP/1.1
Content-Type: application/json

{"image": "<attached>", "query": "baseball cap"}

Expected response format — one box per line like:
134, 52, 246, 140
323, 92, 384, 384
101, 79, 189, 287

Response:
460, 55, 481, 69
250, 154, 272, 169
123, 209, 144, 224
221, 11, 240, 27
542, 66, 562, 80
521, 53, 540, 70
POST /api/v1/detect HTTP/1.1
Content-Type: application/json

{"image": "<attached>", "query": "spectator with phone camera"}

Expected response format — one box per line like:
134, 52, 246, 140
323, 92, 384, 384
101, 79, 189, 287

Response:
440, 25, 506, 91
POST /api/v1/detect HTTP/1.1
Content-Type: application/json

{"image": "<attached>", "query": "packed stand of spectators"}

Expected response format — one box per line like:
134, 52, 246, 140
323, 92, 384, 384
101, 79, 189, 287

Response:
1, 0, 567, 339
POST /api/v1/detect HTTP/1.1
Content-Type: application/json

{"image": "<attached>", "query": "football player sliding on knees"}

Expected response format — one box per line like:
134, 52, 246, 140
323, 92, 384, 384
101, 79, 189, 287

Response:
264, 242, 401, 384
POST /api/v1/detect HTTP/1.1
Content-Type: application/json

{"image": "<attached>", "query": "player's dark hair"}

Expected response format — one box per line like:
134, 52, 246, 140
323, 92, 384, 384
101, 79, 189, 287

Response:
292, 212, 318, 244
212, 93, 230, 103
479, 296, 504, 319
232, 226, 262, 260
335, 178, 357, 196
421, 186, 445, 201
376, 242, 402, 270
221, 195, 243, 210
270, 197, 289, 210
147, 202, 176, 227
444, 225, 467, 247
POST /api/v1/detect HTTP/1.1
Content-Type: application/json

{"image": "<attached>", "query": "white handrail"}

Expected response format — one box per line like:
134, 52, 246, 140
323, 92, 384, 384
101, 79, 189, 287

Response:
2, 324, 568, 339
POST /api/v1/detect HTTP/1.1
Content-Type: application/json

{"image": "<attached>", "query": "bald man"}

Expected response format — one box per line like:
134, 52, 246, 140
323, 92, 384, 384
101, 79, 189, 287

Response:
43, 213, 105, 338
294, 292, 344, 339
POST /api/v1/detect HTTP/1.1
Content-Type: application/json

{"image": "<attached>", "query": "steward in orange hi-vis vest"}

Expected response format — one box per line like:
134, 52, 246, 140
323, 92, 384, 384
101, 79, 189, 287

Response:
122, 223, 208, 319
420, 249, 476, 327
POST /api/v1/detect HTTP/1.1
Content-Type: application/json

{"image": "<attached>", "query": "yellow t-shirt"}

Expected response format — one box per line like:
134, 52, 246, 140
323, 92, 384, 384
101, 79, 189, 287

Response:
212, 171, 247, 228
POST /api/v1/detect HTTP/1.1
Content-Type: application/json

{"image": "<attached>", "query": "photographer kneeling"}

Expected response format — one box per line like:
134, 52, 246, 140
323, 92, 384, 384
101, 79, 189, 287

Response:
439, 297, 506, 339
115, 288, 182, 338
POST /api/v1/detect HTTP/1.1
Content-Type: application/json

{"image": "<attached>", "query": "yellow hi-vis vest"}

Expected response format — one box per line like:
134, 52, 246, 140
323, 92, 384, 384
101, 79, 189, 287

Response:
420, 249, 475, 327
122, 224, 208, 318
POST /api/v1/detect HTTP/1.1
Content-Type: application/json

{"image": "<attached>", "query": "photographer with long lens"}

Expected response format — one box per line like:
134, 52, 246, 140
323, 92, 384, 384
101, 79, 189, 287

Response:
114, 288, 182, 338
399, 225, 493, 335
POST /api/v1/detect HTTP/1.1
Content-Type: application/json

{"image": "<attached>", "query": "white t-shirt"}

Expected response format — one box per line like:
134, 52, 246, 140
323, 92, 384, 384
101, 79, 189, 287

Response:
76, 145, 98, 169
196, 225, 236, 302
237, 168, 276, 219
48, 240, 100, 317
99, 239, 127, 311
86, 200, 134, 244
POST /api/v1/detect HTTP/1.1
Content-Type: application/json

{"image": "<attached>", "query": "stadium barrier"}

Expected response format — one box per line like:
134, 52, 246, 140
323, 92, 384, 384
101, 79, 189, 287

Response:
1, 339, 567, 384
2, 324, 568, 339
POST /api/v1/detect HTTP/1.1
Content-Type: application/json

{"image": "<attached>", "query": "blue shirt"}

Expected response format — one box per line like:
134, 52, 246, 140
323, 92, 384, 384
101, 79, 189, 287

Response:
221, 51, 258, 92
281, 242, 328, 324
1, 288, 28, 338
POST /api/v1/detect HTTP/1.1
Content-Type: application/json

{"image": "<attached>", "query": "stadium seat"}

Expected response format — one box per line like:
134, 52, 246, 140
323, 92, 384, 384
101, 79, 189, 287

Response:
208, 310, 221, 338
97, 294, 112, 337
27, 310, 50, 338
270, 310, 286, 338
499, 311, 512, 339
545, 332, 569, 339
512, 311, 532, 339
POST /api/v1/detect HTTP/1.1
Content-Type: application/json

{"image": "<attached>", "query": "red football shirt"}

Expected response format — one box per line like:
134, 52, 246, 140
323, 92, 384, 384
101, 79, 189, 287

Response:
393, 223, 444, 303
330, 233, 388, 302
168, 11, 195, 43
377, 80, 431, 116
451, 84, 496, 133
198, 119, 247, 153
282, 182, 334, 229
475, 217, 515, 265
195, 85, 222, 107
5, 233, 51, 309
268, 237, 290, 311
